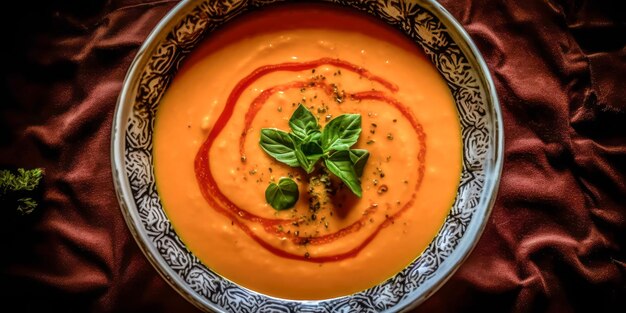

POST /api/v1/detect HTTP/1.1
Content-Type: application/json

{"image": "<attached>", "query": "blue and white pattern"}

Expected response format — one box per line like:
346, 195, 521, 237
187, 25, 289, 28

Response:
115, 0, 501, 312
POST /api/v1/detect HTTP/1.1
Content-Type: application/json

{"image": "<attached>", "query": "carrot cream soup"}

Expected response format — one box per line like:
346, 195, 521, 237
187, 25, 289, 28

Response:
153, 3, 462, 300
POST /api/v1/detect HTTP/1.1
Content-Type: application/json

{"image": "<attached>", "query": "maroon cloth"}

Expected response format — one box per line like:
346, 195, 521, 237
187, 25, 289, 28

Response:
1, 1, 624, 312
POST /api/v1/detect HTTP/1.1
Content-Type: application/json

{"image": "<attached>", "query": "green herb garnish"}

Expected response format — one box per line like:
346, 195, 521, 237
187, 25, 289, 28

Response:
0, 168, 44, 215
265, 177, 300, 211
260, 104, 369, 210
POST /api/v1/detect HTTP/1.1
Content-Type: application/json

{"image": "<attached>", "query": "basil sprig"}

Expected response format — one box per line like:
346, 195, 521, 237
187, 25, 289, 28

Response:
260, 104, 369, 210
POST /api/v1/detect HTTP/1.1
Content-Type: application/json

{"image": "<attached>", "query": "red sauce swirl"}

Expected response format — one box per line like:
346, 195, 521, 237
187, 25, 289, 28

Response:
194, 58, 426, 262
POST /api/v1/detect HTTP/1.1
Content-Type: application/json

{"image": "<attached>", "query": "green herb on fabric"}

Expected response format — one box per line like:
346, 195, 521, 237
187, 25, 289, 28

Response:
0, 168, 44, 215
259, 104, 369, 210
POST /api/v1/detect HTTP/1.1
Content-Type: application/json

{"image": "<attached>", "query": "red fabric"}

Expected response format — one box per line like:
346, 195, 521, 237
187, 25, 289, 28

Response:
1, 1, 624, 312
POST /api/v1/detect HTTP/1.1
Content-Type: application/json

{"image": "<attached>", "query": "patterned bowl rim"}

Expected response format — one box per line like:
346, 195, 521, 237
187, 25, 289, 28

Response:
111, 0, 503, 311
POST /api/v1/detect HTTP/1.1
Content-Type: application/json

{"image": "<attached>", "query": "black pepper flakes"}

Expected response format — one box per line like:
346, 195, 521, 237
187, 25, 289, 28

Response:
378, 185, 388, 194
311, 202, 320, 211
387, 133, 394, 140
304, 252, 310, 259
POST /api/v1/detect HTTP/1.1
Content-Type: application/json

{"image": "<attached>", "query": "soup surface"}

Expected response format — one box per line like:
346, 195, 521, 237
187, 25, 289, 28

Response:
153, 3, 462, 300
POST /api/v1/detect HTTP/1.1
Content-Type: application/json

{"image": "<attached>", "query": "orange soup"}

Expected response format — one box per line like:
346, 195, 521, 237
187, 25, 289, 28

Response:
153, 4, 462, 300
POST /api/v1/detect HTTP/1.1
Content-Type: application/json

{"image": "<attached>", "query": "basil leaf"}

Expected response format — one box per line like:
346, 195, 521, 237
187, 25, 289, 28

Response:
302, 140, 324, 159
295, 147, 314, 174
265, 178, 299, 211
295, 140, 324, 173
289, 104, 319, 140
349, 149, 370, 177
289, 129, 321, 146
324, 150, 362, 197
306, 130, 321, 144
259, 129, 300, 167
321, 114, 361, 152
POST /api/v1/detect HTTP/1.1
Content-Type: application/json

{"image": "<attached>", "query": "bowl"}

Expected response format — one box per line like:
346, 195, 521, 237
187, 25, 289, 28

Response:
111, 0, 503, 311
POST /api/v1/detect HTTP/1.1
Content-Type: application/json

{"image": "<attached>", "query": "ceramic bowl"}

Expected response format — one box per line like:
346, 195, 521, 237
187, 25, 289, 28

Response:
112, 0, 503, 311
